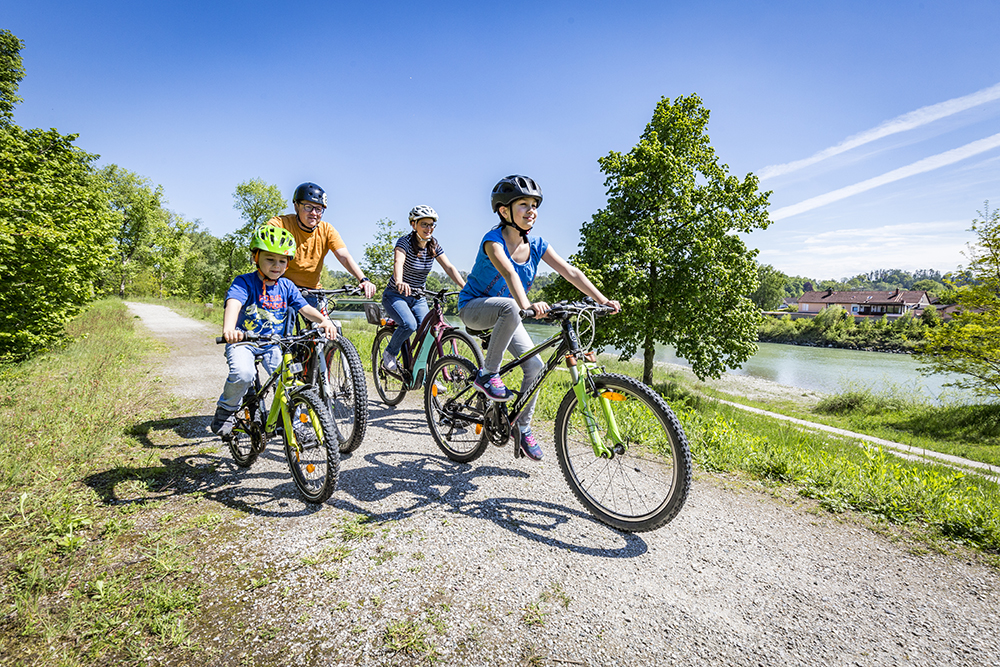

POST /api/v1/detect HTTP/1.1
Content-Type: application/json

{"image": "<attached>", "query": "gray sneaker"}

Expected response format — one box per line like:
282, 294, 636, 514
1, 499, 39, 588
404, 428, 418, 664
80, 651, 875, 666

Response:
210, 406, 236, 436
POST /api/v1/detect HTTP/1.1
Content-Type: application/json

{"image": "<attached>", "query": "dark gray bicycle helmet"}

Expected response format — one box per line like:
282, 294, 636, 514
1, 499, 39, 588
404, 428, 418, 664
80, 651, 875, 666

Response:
293, 182, 327, 207
490, 174, 543, 212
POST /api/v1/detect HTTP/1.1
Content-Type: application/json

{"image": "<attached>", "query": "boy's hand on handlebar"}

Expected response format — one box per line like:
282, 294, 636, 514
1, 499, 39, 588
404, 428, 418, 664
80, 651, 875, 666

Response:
222, 327, 244, 344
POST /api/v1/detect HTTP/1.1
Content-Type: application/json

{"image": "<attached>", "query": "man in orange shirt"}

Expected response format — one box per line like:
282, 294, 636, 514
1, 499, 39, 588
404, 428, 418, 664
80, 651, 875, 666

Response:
267, 182, 378, 306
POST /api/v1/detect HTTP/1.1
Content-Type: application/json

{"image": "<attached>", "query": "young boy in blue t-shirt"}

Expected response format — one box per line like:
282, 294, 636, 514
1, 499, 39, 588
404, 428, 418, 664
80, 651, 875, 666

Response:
212, 226, 336, 436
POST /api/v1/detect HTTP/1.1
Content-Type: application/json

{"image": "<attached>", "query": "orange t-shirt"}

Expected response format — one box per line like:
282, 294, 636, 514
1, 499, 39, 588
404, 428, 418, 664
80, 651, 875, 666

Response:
267, 214, 346, 288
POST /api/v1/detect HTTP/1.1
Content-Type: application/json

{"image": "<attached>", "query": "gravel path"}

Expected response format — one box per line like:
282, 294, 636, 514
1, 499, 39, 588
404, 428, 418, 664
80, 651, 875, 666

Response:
125, 302, 1000, 667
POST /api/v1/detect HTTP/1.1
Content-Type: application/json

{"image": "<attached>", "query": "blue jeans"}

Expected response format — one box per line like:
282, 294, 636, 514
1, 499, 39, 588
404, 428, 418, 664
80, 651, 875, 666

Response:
381, 292, 429, 357
217, 343, 281, 412
458, 296, 544, 430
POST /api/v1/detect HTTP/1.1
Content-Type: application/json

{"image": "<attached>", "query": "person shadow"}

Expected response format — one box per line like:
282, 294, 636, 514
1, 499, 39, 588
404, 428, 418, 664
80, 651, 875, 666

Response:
82, 410, 649, 558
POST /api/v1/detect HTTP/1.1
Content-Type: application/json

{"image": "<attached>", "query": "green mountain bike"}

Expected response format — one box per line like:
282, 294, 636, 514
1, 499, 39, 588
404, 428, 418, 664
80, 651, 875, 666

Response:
216, 329, 340, 504
423, 299, 692, 532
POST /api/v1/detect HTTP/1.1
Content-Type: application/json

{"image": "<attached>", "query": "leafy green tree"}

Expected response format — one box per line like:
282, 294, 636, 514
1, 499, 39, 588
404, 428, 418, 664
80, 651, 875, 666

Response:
918, 203, 1000, 396
0, 31, 115, 360
362, 218, 403, 288
750, 263, 787, 311
100, 164, 167, 297
564, 94, 772, 383
227, 178, 286, 279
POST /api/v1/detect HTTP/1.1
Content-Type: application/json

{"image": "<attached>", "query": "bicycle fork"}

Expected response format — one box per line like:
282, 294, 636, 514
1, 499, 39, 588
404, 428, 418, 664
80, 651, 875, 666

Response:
566, 354, 622, 459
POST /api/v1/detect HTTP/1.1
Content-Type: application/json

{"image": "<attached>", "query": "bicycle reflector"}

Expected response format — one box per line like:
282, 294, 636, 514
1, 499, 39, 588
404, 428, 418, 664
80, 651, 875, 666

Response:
602, 391, 626, 401
476, 424, 483, 435
299, 413, 310, 423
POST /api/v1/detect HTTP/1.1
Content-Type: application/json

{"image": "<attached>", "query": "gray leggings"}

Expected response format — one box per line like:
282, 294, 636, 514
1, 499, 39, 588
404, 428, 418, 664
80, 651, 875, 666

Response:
459, 296, 545, 430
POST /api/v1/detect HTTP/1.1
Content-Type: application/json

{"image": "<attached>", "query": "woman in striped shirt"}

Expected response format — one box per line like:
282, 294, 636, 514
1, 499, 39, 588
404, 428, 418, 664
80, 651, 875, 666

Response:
380, 205, 467, 371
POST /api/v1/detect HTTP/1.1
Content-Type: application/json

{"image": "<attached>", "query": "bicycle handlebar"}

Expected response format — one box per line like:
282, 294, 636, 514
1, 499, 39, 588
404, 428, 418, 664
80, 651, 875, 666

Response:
215, 329, 329, 345
519, 299, 616, 320
406, 287, 460, 300
300, 285, 365, 298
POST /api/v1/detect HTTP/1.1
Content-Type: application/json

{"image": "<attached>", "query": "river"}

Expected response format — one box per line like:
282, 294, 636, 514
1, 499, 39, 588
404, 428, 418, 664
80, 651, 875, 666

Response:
332, 310, 976, 404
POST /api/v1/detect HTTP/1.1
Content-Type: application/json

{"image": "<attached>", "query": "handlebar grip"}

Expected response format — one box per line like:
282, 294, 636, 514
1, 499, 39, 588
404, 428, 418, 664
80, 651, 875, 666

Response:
216, 332, 261, 344
520, 309, 536, 318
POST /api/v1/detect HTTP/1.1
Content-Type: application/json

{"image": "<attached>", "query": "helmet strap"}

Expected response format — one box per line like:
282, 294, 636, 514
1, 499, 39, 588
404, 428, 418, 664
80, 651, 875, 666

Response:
498, 207, 529, 244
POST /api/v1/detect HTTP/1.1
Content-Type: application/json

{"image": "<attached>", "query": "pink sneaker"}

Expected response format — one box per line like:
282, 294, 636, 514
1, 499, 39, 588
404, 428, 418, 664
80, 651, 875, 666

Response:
473, 370, 513, 402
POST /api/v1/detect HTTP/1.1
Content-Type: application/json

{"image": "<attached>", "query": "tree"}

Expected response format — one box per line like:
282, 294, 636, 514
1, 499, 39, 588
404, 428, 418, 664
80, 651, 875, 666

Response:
565, 94, 772, 383
362, 218, 403, 288
228, 178, 286, 279
751, 263, 787, 311
100, 164, 167, 298
917, 203, 1000, 397
0, 31, 115, 360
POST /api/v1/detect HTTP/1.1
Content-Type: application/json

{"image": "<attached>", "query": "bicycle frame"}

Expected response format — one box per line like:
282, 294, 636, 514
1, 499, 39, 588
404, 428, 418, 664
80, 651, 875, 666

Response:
381, 290, 461, 390
455, 307, 620, 458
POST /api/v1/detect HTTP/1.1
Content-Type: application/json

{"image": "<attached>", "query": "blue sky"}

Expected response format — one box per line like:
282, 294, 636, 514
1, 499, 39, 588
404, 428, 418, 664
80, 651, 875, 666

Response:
6, 1, 1000, 281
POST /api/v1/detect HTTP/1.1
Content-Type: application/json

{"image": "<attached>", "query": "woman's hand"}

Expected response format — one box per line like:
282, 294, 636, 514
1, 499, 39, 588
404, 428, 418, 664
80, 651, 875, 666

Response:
396, 281, 412, 296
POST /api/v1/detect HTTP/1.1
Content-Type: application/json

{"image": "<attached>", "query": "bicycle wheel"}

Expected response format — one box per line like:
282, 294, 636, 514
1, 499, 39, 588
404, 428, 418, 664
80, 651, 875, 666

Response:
554, 373, 691, 532
431, 328, 485, 370
323, 336, 368, 453
282, 389, 340, 504
424, 354, 488, 463
371, 327, 407, 406
228, 387, 267, 467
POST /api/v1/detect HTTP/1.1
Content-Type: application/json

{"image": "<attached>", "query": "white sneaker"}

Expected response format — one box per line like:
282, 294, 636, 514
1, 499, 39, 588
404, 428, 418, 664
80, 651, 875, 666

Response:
382, 350, 398, 372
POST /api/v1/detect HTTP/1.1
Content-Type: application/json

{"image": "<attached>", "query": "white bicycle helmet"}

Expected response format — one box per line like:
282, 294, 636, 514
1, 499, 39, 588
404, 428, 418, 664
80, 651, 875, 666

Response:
408, 205, 439, 223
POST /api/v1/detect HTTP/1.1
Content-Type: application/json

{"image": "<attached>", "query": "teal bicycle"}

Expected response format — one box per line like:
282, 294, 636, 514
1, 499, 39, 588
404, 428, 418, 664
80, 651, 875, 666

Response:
216, 330, 340, 504
423, 299, 691, 532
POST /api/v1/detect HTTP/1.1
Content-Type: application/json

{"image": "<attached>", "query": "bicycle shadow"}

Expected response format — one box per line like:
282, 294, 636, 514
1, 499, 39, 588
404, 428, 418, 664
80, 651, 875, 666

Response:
332, 449, 649, 558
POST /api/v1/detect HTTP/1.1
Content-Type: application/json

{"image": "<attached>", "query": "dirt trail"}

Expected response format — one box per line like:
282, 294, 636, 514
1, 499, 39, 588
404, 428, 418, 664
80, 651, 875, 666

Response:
124, 301, 1000, 667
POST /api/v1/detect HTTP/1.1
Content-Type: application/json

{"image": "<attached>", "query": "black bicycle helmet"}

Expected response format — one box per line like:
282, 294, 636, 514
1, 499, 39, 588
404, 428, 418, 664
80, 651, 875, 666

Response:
293, 182, 327, 207
490, 175, 543, 212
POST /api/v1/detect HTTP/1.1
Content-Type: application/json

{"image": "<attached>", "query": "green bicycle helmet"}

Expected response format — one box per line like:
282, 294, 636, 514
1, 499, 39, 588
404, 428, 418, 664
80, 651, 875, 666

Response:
250, 225, 297, 257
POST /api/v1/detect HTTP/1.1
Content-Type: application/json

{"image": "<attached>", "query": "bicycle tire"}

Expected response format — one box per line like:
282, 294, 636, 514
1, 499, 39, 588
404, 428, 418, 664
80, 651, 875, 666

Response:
323, 336, 368, 453
424, 354, 488, 463
371, 327, 407, 406
228, 384, 267, 467
554, 373, 691, 532
430, 328, 485, 371
282, 389, 340, 504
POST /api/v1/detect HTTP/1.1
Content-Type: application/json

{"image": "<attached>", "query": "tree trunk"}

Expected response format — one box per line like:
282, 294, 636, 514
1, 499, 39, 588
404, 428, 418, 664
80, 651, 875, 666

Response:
643, 332, 654, 385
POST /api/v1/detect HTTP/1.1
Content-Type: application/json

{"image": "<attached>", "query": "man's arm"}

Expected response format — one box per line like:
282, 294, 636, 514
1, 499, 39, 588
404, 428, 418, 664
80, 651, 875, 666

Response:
333, 246, 377, 298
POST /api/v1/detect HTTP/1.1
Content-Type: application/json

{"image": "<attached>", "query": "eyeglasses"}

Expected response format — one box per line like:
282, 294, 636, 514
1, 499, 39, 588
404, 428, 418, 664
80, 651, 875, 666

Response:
299, 203, 325, 214
418, 222, 437, 229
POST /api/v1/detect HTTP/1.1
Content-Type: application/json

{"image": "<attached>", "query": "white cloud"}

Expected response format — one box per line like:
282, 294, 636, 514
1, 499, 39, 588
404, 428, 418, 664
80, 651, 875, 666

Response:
770, 133, 1000, 220
759, 81, 1000, 180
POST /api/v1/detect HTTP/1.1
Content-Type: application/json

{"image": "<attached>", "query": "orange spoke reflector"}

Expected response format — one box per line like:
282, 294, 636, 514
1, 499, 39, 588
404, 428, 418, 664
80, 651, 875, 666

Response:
306, 464, 315, 473
475, 424, 483, 434
602, 391, 626, 401
299, 413, 310, 423
431, 384, 438, 397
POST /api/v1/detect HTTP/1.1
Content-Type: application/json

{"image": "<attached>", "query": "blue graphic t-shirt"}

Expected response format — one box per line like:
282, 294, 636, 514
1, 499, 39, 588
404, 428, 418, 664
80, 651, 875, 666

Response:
458, 227, 549, 310
225, 272, 308, 337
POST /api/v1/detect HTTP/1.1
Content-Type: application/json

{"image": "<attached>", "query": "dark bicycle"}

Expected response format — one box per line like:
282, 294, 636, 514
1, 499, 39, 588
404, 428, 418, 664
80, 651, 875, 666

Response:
295, 286, 369, 453
367, 287, 485, 406
423, 299, 692, 532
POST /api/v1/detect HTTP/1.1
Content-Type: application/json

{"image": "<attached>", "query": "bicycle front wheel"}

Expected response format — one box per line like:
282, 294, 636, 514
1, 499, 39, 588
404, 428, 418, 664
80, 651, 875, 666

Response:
554, 373, 691, 532
324, 336, 368, 453
424, 354, 488, 463
283, 389, 340, 504
371, 327, 407, 406
431, 328, 485, 370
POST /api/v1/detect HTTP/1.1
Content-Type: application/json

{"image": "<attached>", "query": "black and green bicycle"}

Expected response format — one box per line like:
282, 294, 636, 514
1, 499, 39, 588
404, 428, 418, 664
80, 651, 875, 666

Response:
423, 299, 692, 532
216, 329, 340, 504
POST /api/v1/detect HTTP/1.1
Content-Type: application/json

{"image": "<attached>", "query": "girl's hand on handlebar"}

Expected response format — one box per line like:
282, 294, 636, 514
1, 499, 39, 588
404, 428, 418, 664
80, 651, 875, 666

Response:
602, 299, 621, 314
529, 301, 549, 319
222, 327, 244, 344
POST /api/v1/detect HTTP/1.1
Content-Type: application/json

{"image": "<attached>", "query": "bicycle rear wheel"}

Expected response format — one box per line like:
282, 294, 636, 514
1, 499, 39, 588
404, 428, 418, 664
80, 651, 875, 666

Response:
554, 373, 691, 532
323, 336, 368, 453
371, 327, 407, 406
283, 389, 340, 504
424, 354, 488, 463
